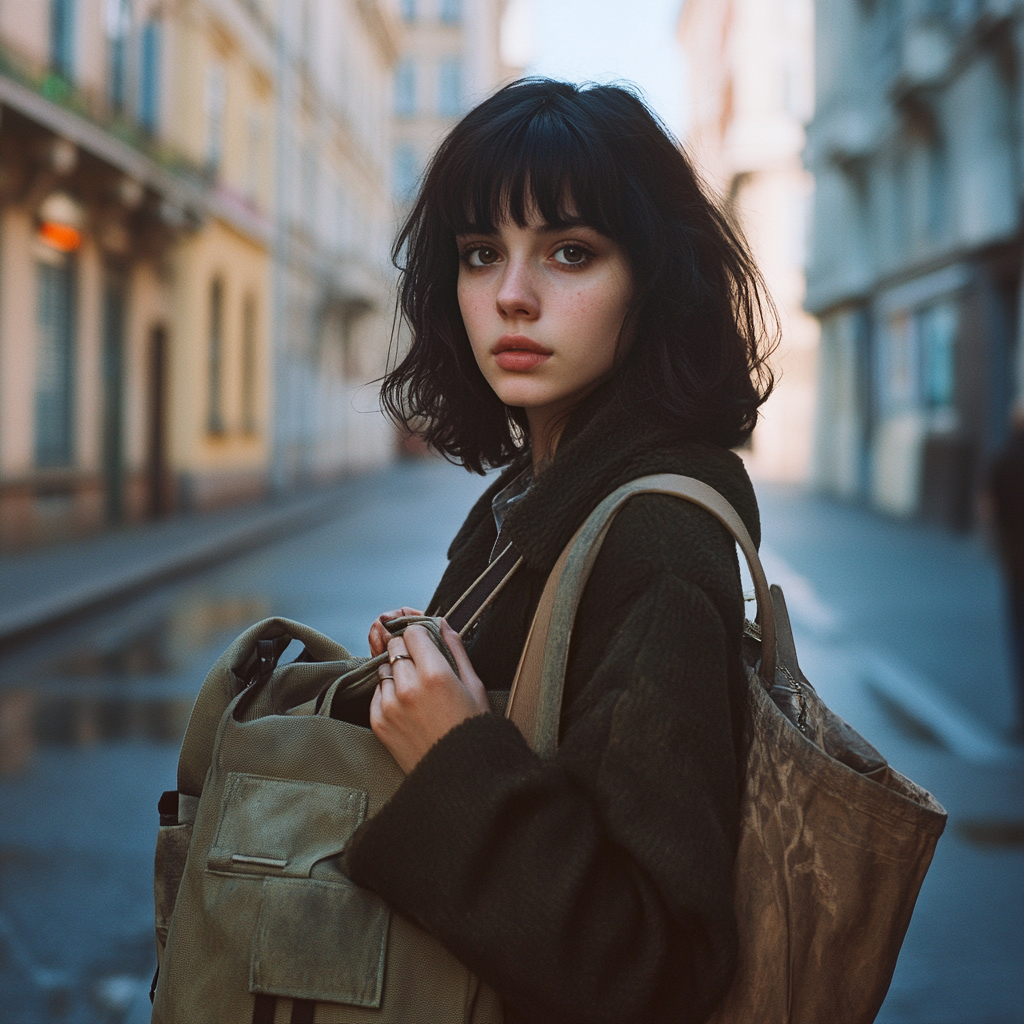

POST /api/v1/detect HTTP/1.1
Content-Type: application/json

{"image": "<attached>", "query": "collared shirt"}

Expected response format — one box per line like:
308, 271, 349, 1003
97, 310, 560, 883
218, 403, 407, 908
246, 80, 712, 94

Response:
490, 465, 533, 561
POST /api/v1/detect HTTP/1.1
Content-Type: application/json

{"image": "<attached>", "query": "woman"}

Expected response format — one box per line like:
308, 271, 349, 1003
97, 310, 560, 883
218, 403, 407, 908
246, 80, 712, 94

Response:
346, 79, 775, 1024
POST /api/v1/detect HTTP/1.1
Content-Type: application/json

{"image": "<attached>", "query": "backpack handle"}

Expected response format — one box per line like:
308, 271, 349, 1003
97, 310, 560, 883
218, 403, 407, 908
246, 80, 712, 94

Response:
506, 474, 774, 758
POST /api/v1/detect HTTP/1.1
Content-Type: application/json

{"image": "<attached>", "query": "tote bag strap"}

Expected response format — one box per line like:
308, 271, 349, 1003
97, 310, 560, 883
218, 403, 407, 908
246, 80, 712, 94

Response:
506, 474, 775, 757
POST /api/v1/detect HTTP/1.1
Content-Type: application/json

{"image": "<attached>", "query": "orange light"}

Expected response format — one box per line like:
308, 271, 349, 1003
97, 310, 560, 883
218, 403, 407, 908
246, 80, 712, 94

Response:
39, 220, 82, 252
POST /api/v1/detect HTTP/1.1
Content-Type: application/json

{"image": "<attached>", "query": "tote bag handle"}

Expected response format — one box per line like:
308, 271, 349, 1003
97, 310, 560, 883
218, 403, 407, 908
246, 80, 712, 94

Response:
506, 474, 775, 758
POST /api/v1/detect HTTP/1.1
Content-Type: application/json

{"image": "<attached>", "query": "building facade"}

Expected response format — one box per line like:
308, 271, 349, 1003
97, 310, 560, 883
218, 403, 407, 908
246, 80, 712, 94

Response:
805, 0, 1024, 528
391, 0, 517, 208
270, 0, 401, 487
0, 0, 408, 548
679, 0, 819, 483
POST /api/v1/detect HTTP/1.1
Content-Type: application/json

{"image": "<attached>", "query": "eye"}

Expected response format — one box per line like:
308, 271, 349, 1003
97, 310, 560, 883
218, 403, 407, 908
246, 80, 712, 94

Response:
465, 246, 501, 267
553, 245, 589, 266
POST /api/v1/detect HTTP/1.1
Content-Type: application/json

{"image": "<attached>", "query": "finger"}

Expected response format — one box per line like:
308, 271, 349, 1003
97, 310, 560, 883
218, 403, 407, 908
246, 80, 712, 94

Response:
369, 621, 389, 656
375, 674, 397, 717
381, 607, 425, 627
399, 625, 460, 689
369, 680, 385, 732
386, 635, 411, 663
396, 624, 444, 667
440, 619, 474, 684
377, 662, 394, 682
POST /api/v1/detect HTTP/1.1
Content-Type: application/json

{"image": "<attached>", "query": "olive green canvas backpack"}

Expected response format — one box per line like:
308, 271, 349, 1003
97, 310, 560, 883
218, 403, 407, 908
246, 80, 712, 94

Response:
150, 613, 511, 1024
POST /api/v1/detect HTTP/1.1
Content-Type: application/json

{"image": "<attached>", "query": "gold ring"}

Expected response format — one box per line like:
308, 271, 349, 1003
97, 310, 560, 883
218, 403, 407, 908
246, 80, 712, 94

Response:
389, 653, 412, 665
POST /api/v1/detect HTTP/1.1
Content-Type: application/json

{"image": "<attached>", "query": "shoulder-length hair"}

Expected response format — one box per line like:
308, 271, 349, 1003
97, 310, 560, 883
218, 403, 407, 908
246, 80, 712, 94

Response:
382, 78, 776, 473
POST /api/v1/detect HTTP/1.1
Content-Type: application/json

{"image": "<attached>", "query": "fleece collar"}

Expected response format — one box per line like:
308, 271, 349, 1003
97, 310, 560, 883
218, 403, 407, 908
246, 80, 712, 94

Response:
498, 380, 762, 574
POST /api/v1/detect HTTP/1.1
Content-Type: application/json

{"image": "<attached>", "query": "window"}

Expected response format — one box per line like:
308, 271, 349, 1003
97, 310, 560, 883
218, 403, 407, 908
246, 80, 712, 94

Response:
920, 302, 957, 412
439, 0, 462, 24
400, 0, 416, 22
881, 312, 918, 414
50, 0, 76, 80
208, 278, 224, 434
139, 19, 162, 133
206, 62, 227, 172
394, 59, 416, 117
241, 295, 258, 434
437, 58, 462, 116
105, 0, 130, 112
301, 146, 318, 231
926, 140, 947, 240
245, 110, 265, 205
393, 145, 419, 201
35, 257, 76, 467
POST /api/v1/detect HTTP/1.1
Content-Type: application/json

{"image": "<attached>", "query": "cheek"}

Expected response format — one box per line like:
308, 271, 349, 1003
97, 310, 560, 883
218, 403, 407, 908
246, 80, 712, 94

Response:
573, 278, 632, 368
457, 280, 489, 356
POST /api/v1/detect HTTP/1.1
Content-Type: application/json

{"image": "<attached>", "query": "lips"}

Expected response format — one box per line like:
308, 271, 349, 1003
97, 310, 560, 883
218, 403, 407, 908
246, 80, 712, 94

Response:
493, 335, 552, 372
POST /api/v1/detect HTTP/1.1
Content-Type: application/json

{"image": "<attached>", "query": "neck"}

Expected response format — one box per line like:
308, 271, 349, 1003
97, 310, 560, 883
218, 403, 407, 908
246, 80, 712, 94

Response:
526, 407, 567, 475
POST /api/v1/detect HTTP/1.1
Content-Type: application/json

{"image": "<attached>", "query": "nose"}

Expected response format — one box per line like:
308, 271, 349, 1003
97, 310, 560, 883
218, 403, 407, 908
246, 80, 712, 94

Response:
495, 255, 539, 321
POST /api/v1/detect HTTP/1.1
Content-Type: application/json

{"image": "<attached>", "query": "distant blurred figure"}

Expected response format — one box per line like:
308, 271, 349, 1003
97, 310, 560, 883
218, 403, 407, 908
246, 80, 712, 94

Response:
988, 416, 1024, 740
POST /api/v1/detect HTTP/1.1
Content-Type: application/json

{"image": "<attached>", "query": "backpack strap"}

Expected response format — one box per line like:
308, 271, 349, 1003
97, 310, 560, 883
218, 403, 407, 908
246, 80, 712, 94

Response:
444, 540, 523, 635
506, 474, 775, 758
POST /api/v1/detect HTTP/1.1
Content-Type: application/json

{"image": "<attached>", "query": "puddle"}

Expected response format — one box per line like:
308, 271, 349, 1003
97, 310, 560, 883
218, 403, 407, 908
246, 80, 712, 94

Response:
1, 594, 270, 776
31, 595, 270, 680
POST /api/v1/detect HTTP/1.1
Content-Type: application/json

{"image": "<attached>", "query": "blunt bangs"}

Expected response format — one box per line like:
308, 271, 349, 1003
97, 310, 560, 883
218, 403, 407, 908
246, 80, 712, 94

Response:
436, 87, 632, 241
382, 79, 776, 475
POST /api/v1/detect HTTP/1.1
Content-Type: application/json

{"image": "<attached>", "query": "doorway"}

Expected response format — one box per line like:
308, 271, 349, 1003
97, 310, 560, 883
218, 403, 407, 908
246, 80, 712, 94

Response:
147, 324, 170, 517
101, 268, 128, 523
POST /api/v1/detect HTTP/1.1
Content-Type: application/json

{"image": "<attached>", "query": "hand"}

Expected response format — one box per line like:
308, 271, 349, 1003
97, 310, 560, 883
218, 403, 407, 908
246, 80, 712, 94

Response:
368, 607, 424, 656
370, 621, 490, 774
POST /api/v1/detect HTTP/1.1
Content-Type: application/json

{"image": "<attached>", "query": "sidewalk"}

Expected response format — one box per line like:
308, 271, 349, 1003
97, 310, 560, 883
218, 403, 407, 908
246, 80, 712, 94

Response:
753, 480, 1019, 743
0, 475, 375, 652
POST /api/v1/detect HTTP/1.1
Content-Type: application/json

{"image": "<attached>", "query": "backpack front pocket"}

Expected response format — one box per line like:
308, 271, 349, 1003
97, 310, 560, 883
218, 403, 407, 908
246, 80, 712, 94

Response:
207, 772, 367, 879
250, 875, 390, 1008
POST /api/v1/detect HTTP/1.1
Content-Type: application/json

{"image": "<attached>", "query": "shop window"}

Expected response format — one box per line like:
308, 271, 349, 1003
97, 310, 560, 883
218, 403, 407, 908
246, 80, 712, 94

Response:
437, 58, 462, 116
920, 301, 957, 412
394, 59, 416, 117
139, 19, 162, 133
881, 311, 918, 415
50, 0, 76, 81
35, 257, 77, 467
208, 277, 225, 435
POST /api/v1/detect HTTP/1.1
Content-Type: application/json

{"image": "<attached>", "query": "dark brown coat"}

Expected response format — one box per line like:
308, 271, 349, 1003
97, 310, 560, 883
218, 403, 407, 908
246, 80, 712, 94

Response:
347, 381, 761, 1024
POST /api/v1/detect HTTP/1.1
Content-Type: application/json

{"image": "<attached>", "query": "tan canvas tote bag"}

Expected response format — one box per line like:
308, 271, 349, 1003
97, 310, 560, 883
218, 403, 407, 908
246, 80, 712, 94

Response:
506, 473, 948, 1024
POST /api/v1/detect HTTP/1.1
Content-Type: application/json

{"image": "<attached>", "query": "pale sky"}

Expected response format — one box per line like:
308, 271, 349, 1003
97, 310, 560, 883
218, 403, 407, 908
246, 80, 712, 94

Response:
502, 0, 689, 141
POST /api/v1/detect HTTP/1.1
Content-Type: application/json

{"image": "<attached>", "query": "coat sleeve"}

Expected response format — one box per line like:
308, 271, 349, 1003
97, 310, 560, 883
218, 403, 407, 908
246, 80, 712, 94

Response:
346, 543, 742, 1024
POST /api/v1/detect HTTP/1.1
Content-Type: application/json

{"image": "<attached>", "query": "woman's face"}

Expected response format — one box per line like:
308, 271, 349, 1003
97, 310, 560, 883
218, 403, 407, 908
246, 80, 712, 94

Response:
456, 207, 634, 438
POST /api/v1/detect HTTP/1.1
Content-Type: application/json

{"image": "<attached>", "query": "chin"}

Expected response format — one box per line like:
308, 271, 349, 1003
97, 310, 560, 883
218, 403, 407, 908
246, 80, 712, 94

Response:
493, 386, 552, 410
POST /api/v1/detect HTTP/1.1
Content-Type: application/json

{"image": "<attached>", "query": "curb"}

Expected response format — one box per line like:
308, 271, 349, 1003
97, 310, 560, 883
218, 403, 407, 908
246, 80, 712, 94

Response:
0, 490, 349, 652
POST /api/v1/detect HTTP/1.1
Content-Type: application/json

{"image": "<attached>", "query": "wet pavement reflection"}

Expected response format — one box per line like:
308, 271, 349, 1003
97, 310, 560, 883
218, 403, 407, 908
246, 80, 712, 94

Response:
1, 595, 270, 779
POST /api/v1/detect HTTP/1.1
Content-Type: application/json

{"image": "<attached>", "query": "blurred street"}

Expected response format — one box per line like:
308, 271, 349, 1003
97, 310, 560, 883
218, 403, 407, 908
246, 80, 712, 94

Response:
0, 458, 1021, 1023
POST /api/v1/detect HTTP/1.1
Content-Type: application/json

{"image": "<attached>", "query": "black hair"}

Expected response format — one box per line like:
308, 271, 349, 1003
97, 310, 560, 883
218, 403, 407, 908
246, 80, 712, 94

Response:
382, 78, 776, 473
